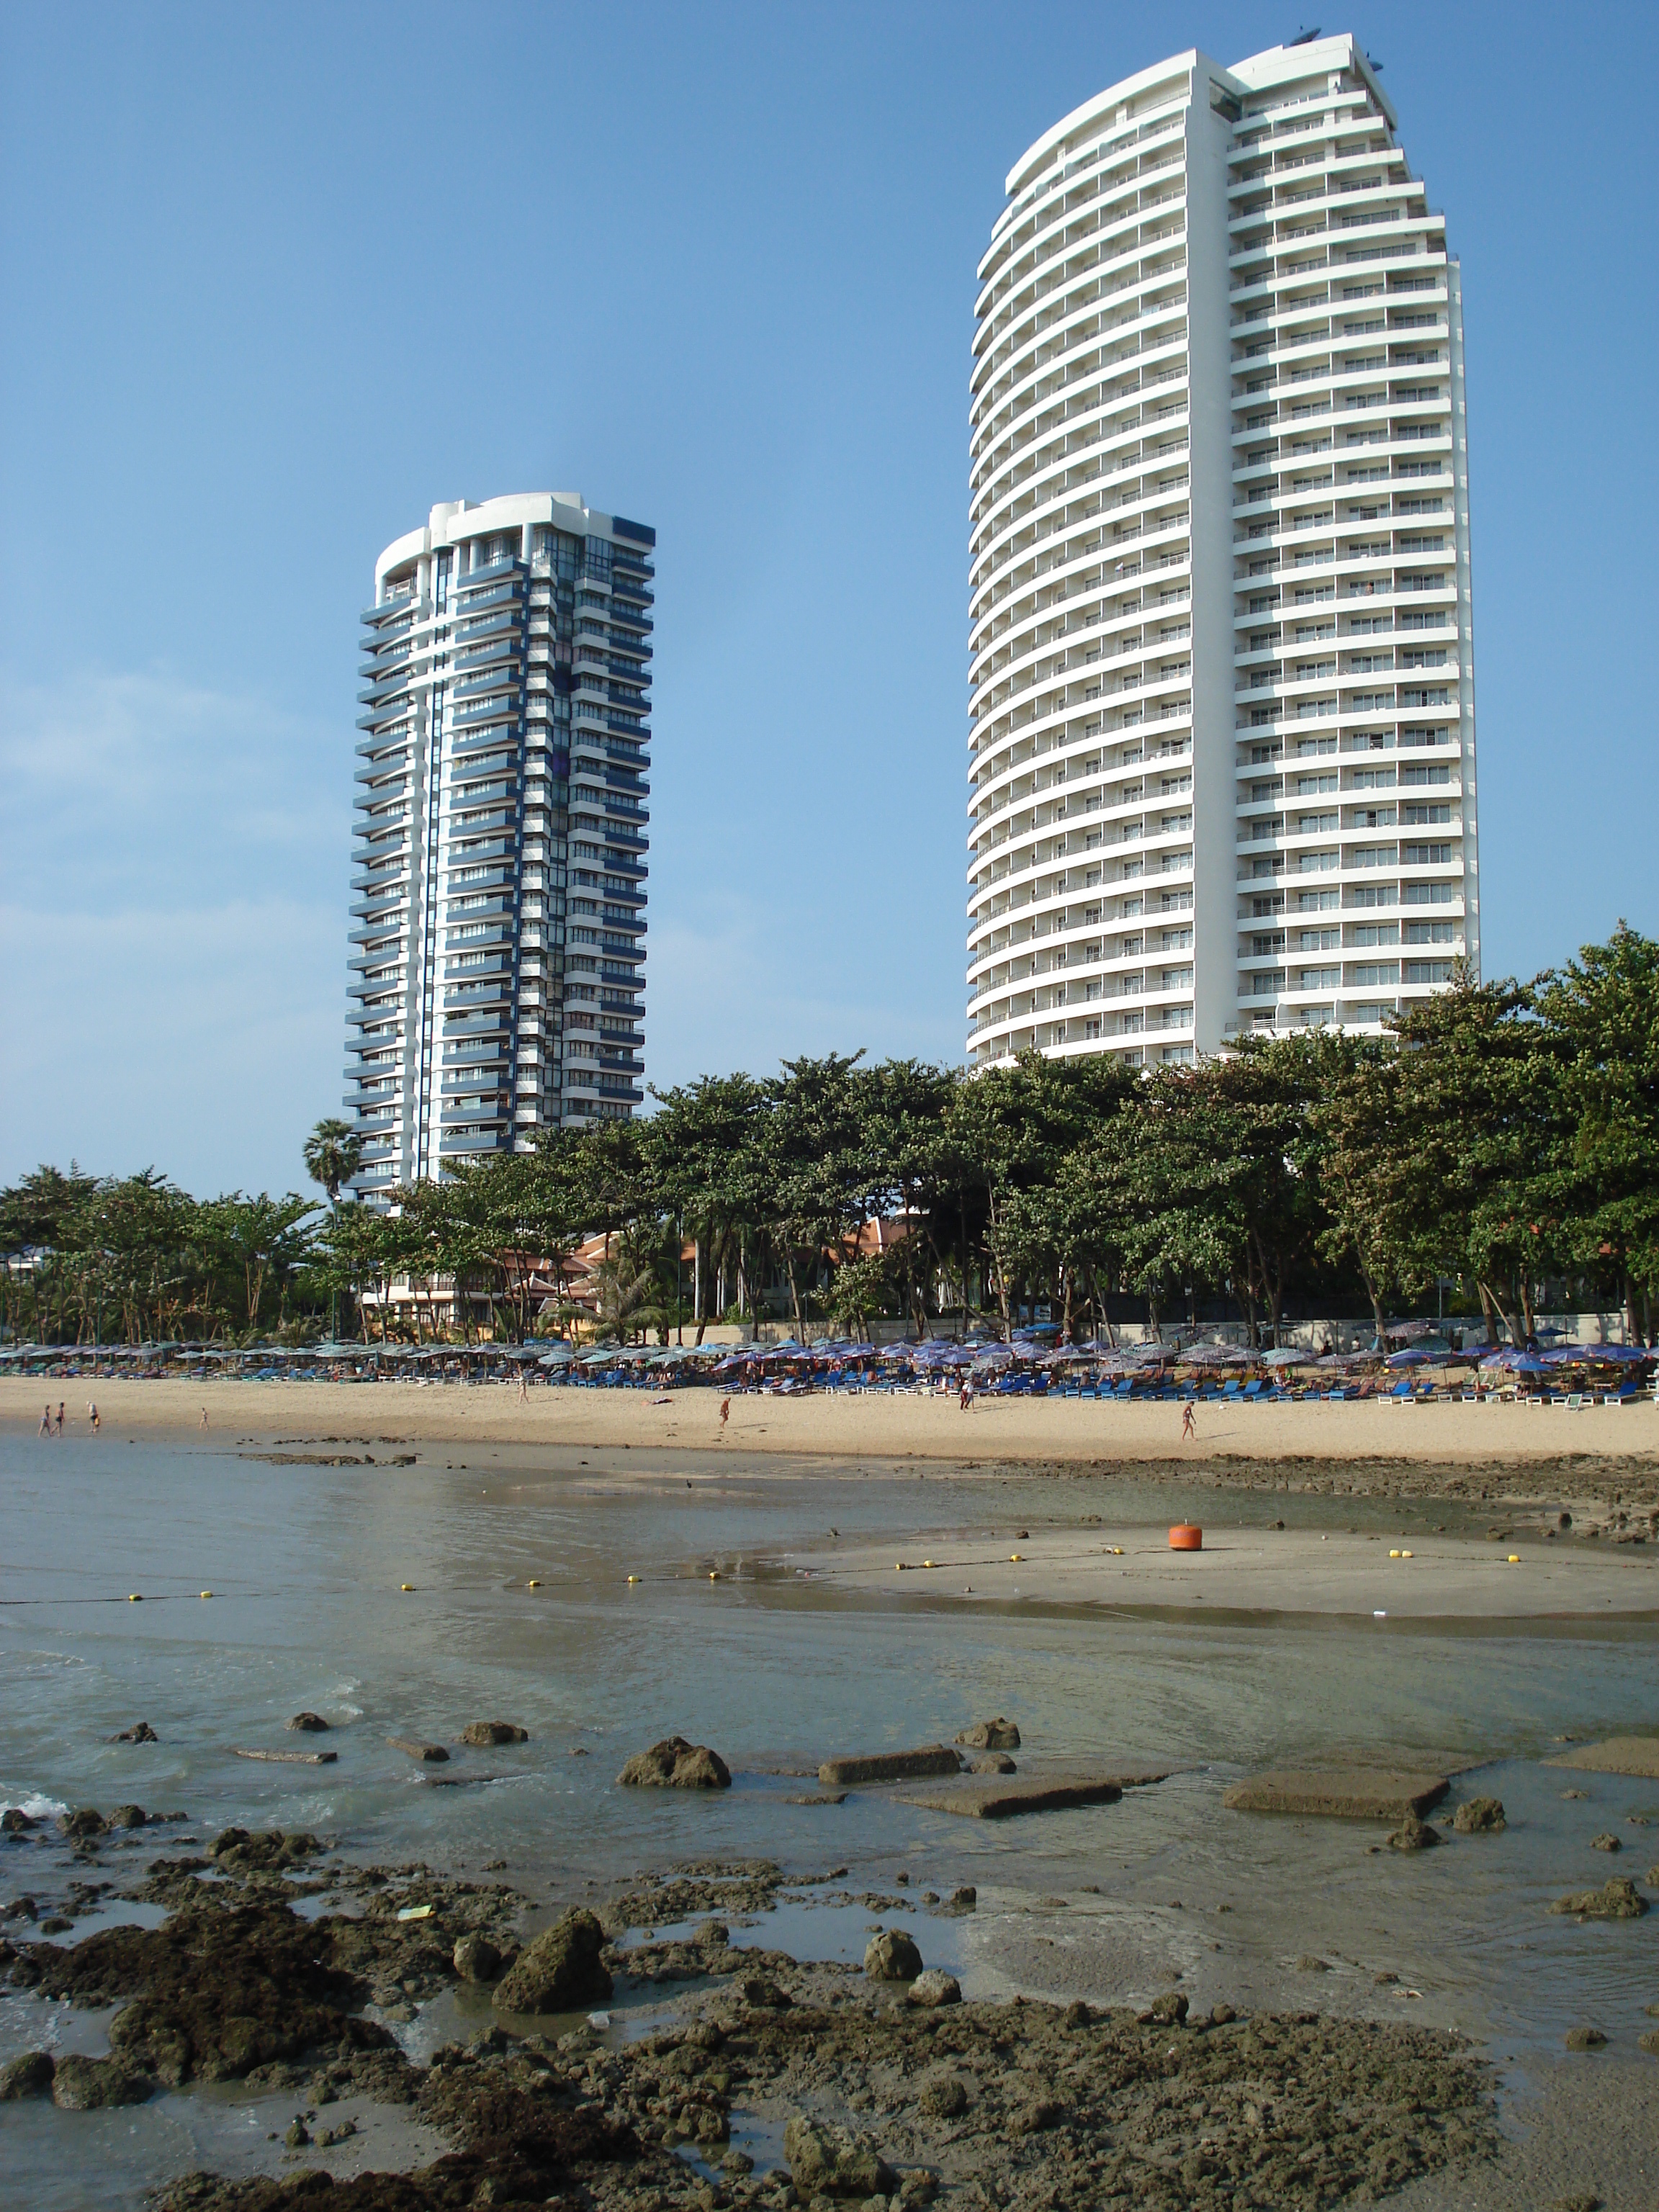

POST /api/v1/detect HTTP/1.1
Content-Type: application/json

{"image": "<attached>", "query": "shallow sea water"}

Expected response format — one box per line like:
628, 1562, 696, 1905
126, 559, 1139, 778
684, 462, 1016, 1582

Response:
2, 1432, 1657, 2206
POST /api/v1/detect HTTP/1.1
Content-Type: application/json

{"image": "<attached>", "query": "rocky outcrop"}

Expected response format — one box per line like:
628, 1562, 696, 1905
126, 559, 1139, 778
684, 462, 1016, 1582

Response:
286, 1712, 330, 1732
907, 1968, 961, 2007
493, 1908, 612, 2014
1590, 1832, 1622, 1851
60, 1808, 106, 1839
918, 2069, 969, 2116
617, 1737, 731, 1789
1452, 1797, 1506, 1833
109, 1722, 158, 1744
461, 1722, 529, 1747
50, 2053, 153, 2108
18, 1893, 393, 2083
108, 1804, 148, 1830
1549, 1878, 1647, 1920
1139, 1990, 1190, 2026
968, 1752, 1017, 1774
1387, 1814, 1443, 1851
452, 1934, 503, 1984
956, 1719, 1020, 1750
388, 1737, 449, 1763
783, 2114, 896, 2199
1, 1807, 37, 1833
207, 1827, 322, 1874
0, 2050, 55, 2098
863, 1929, 922, 1981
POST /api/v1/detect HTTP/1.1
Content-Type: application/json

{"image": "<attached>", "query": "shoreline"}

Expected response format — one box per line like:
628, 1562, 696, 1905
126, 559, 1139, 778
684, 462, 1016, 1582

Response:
6, 1377, 1657, 1531
5, 1375, 1656, 1475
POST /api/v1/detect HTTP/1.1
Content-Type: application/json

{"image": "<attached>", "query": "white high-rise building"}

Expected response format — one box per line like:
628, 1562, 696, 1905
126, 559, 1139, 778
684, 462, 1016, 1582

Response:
965, 34, 1478, 1070
348, 493, 653, 1199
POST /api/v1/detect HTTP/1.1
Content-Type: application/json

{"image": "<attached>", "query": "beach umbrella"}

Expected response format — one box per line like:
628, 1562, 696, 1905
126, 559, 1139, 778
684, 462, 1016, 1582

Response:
1260, 1347, 1305, 1367
1542, 1342, 1651, 1367
1385, 1347, 1435, 1368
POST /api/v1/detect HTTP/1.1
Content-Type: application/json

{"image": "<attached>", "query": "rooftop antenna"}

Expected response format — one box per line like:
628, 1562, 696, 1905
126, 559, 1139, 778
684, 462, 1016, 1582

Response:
1288, 25, 1322, 44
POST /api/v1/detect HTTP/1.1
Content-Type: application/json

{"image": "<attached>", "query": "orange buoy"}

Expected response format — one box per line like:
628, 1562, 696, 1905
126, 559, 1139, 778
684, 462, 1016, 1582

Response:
1169, 1524, 1203, 1552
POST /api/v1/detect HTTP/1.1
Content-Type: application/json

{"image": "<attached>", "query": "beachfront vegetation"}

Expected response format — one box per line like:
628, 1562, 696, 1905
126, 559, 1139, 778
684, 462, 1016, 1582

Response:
3, 926, 1655, 1347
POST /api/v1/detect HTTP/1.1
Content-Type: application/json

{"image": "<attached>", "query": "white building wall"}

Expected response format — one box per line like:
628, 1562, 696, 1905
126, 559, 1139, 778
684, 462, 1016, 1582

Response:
966, 34, 1478, 1070
347, 493, 653, 1199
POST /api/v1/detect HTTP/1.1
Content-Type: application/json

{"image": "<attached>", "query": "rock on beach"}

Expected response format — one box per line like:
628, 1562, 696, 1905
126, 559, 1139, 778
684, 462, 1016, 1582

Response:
956, 1718, 1020, 1750
1548, 1878, 1647, 1920
493, 1907, 612, 2014
0, 2049, 55, 2099
907, 1968, 961, 2007
1388, 1814, 1443, 1851
461, 1721, 529, 1747
864, 1929, 923, 1981
1452, 1796, 1506, 1833
616, 1736, 731, 1789
783, 2113, 896, 2199
452, 1933, 504, 1983
50, 2053, 153, 2108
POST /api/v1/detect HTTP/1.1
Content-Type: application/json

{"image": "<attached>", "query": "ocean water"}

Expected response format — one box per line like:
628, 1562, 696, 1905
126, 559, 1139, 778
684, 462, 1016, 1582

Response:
2, 1433, 1657, 2205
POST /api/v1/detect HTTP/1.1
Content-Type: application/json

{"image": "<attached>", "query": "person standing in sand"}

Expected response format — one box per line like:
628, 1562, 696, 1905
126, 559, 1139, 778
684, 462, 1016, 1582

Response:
1182, 1401, 1197, 1442
719, 1396, 730, 1429
40, 1403, 52, 1437
960, 1382, 974, 1411
199, 1406, 209, 1428
88, 1402, 99, 1432
56, 1402, 66, 1436
516, 1367, 528, 1403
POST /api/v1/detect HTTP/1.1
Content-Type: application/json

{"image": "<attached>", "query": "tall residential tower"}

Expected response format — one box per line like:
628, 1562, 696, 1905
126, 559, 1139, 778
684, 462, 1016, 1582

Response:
966, 35, 1478, 1069
348, 493, 653, 1199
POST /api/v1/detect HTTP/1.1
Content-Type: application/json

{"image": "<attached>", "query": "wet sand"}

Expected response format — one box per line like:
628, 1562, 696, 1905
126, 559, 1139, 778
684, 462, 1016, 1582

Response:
797, 1519, 1659, 1620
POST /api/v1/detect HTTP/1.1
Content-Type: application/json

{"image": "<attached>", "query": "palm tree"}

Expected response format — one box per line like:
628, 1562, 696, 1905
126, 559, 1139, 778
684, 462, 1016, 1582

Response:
304, 1120, 364, 1206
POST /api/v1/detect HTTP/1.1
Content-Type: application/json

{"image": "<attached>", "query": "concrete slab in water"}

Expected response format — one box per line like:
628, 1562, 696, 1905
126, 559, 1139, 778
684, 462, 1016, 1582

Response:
895, 1771, 1166, 1820
818, 1745, 959, 1786
1223, 1770, 1449, 1821
1542, 1735, 1659, 1779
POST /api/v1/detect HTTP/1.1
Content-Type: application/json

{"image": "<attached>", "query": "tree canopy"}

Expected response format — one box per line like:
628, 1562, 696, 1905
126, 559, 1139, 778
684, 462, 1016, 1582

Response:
4, 927, 1654, 1348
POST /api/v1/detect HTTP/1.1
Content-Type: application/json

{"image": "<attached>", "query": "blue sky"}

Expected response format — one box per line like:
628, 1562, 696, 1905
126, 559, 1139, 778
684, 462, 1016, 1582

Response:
1, 1, 1654, 1198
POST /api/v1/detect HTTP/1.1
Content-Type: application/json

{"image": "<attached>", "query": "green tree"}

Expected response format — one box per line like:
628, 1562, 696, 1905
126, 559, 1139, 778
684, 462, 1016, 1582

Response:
303, 1119, 364, 1205
1534, 922, 1659, 1339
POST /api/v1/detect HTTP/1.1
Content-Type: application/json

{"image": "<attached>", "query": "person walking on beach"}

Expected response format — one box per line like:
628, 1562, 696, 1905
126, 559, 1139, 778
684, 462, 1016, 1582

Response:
959, 1382, 974, 1411
55, 1402, 66, 1436
719, 1396, 730, 1430
1181, 1401, 1197, 1442
199, 1406, 209, 1429
88, 1402, 99, 1432
40, 1403, 52, 1437
516, 1366, 528, 1403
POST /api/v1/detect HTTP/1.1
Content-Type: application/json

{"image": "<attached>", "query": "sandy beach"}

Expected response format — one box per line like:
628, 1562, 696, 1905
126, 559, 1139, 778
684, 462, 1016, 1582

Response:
792, 1517, 1659, 1620
5, 1375, 1655, 1485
